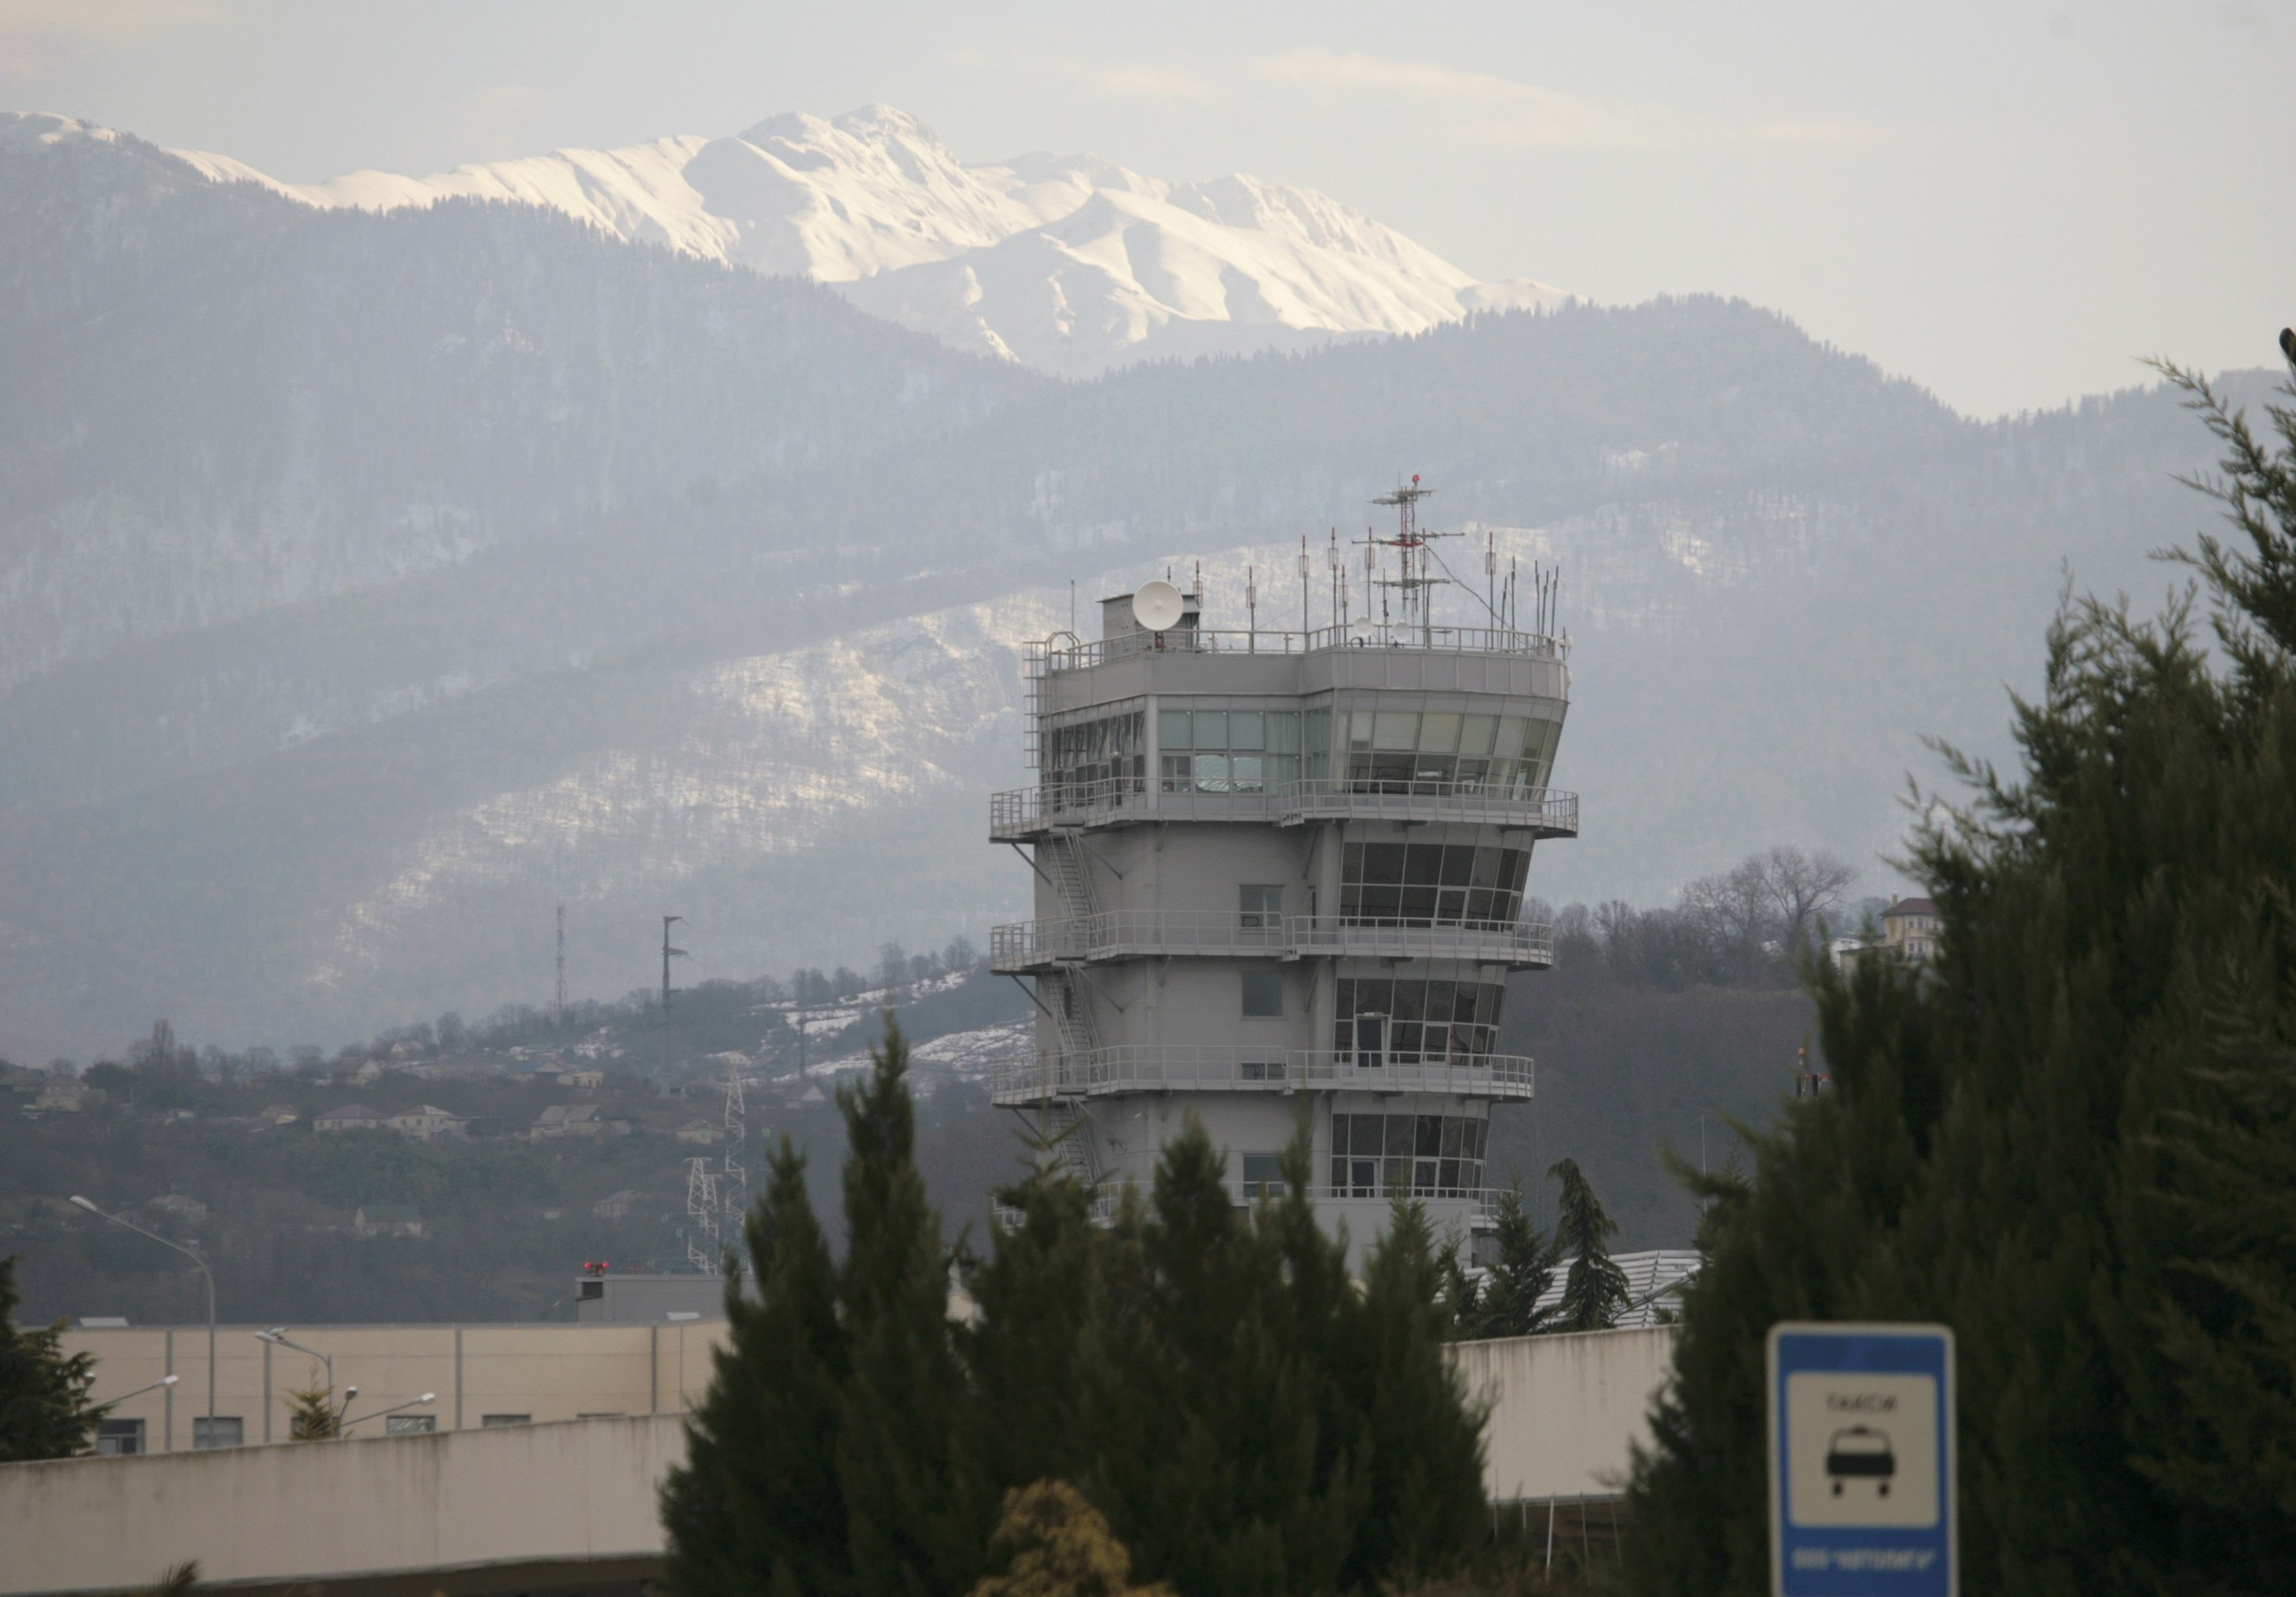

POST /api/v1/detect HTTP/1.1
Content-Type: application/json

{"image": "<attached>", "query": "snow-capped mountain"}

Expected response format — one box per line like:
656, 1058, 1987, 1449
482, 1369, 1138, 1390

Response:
169, 104, 1568, 376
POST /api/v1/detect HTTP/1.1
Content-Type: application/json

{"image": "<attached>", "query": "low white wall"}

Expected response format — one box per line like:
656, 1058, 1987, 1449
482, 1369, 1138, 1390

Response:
4, 1328, 1677, 1594
1453, 1325, 1677, 1501
0, 1414, 686, 1596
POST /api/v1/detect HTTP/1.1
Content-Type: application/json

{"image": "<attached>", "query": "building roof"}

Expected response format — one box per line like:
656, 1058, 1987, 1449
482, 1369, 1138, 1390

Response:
1883, 897, 1939, 918
1533, 1249, 1703, 1330
534, 1103, 602, 1126
388, 1105, 461, 1119
314, 1103, 385, 1122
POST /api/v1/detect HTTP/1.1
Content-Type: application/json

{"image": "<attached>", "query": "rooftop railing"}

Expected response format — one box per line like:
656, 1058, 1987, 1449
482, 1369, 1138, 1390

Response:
995, 1180, 1511, 1230
988, 1047, 1535, 1105
990, 913, 1553, 972
1036, 623, 1566, 674
989, 778, 1577, 840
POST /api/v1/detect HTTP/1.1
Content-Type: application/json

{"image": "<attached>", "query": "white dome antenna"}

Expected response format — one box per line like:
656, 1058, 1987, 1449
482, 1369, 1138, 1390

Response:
1131, 580, 1184, 631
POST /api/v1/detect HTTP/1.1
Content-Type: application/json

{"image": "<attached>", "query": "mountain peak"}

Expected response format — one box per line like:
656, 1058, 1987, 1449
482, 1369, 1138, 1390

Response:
149, 104, 1568, 374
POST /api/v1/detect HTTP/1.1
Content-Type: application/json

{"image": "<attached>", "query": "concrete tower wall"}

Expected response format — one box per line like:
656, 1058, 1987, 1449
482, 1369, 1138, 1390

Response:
992, 592, 1575, 1263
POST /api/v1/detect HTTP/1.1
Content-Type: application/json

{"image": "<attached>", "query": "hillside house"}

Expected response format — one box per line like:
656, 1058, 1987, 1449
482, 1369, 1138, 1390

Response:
33, 1076, 88, 1113
384, 1105, 467, 1142
313, 1104, 387, 1134
1881, 897, 1942, 963
560, 1069, 605, 1092
591, 1190, 645, 1219
531, 1104, 604, 1140
352, 1204, 424, 1238
673, 1119, 721, 1145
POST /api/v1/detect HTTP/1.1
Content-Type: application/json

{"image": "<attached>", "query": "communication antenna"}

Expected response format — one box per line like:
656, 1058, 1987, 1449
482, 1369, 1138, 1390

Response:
1359, 475, 1457, 646
554, 903, 565, 1028
1246, 563, 1258, 645
1299, 535, 1311, 634
1131, 580, 1184, 631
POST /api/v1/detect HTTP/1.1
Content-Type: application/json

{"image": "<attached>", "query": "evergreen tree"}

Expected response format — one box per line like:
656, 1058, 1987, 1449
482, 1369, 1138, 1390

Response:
834, 1015, 988, 1597
1349, 1196, 1492, 1587
285, 1371, 340, 1440
661, 1138, 852, 1597
1444, 1180, 1562, 1340
0, 1254, 104, 1461
1622, 340, 2296, 1596
1548, 1160, 1629, 1333
961, 1160, 1101, 1499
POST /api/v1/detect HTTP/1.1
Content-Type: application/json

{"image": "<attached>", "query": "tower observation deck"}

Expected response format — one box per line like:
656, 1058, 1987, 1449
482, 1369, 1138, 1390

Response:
989, 489, 1574, 1255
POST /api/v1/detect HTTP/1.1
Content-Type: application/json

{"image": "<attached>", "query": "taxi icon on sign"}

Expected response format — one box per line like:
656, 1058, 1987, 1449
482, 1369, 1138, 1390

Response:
1825, 1425, 1895, 1496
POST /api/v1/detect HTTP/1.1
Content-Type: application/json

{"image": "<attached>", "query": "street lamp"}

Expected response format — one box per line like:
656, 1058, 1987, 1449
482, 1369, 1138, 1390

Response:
254, 1327, 334, 1392
72, 1197, 217, 1445
339, 1393, 435, 1437
109, 1374, 180, 1403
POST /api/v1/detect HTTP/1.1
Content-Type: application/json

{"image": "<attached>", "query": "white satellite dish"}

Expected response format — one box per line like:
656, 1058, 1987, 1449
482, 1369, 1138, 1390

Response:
1132, 580, 1185, 632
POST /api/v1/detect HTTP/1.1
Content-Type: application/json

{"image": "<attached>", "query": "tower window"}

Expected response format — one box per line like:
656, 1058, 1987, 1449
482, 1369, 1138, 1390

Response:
1240, 972, 1285, 1018
1238, 884, 1284, 929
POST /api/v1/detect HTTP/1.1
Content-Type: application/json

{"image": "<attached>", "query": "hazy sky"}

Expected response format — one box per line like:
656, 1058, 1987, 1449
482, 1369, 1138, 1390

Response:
6, 0, 2288, 416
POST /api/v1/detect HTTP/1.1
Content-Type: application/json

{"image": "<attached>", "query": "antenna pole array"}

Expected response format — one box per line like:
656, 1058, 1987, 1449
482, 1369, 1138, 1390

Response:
1362, 476, 1456, 646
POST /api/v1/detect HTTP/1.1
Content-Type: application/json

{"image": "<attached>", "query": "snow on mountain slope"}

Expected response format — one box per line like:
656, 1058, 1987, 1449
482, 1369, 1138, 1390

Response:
167, 104, 1568, 376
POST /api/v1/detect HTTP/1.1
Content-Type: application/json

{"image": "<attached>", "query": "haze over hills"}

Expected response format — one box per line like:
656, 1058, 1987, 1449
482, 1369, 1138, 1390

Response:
0, 106, 2265, 1062
159, 103, 1570, 377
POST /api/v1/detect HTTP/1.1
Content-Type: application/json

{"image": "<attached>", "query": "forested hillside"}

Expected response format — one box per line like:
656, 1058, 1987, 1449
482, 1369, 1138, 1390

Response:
0, 114, 2262, 1059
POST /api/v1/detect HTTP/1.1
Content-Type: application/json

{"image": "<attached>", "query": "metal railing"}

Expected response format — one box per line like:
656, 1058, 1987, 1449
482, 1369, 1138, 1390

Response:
1278, 779, 1578, 834
990, 779, 1579, 838
991, 911, 1293, 969
991, 914, 1553, 971
988, 1047, 1535, 1104
992, 1180, 1510, 1231
1285, 917, 1555, 965
1036, 624, 1566, 674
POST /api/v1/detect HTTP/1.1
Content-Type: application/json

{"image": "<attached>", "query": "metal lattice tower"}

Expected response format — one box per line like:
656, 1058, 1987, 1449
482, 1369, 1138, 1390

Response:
719, 1071, 747, 1225
685, 1156, 721, 1275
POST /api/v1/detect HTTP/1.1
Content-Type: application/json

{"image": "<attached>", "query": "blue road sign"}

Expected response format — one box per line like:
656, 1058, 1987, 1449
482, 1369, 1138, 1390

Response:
1767, 1322, 1955, 1597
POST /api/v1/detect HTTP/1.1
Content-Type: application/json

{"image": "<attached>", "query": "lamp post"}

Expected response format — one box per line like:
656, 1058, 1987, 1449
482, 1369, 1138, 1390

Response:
111, 1374, 180, 1403
339, 1393, 435, 1437
254, 1327, 333, 1391
72, 1196, 217, 1445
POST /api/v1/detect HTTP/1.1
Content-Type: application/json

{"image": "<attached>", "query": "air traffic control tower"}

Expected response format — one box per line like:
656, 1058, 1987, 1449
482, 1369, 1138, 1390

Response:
989, 484, 1575, 1254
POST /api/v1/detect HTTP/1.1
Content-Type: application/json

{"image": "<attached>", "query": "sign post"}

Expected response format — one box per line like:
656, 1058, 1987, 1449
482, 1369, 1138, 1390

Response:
1767, 1322, 1955, 1597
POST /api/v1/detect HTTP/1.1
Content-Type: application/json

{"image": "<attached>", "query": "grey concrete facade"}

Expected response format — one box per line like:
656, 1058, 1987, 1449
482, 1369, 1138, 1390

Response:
991, 592, 1575, 1257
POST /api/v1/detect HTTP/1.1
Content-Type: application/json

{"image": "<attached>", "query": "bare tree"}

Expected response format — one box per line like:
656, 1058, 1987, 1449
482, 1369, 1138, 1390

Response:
1751, 845, 1857, 954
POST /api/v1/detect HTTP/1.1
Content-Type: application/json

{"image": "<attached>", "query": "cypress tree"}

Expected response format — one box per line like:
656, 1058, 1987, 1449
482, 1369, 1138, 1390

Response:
1079, 1122, 1365, 1597
961, 1160, 1101, 1499
1622, 343, 2296, 1596
1349, 1196, 1491, 1586
835, 1014, 988, 1597
1446, 1179, 1562, 1340
662, 1138, 851, 1597
0, 1255, 104, 1462
1548, 1159, 1630, 1332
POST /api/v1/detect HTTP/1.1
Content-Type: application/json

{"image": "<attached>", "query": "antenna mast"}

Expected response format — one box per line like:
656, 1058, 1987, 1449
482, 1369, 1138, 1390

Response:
659, 915, 686, 1082
1362, 475, 1456, 645
554, 903, 566, 1028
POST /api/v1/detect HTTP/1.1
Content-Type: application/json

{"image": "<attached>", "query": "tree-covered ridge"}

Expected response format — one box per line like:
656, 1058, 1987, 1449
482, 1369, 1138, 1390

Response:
1622, 343, 2296, 1594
